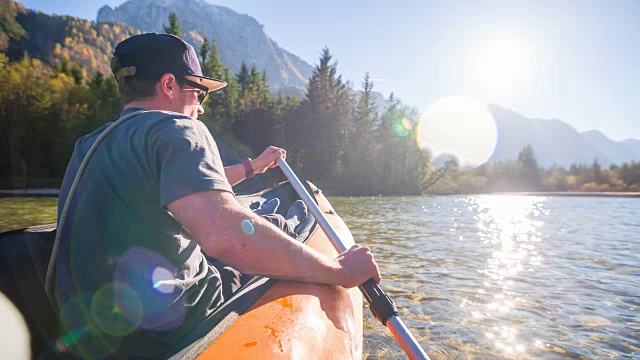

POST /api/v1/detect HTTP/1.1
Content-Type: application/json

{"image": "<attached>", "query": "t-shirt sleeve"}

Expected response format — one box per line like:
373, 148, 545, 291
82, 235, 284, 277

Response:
151, 118, 234, 207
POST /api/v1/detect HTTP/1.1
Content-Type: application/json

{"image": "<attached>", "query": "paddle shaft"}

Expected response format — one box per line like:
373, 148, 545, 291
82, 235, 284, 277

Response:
277, 158, 429, 360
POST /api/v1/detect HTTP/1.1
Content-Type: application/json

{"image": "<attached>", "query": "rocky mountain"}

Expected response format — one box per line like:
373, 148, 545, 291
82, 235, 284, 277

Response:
487, 105, 639, 168
97, 0, 312, 93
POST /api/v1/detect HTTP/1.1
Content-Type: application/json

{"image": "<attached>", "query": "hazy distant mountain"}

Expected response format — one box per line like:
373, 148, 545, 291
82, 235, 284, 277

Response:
487, 105, 639, 168
97, 0, 312, 93
622, 139, 640, 160
580, 130, 640, 165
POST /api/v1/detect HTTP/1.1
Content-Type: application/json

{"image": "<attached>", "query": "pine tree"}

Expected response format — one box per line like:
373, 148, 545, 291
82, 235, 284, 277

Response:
203, 39, 222, 79
233, 65, 275, 153
236, 62, 249, 96
517, 144, 542, 190
163, 12, 181, 37
199, 36, 210, 67
220, 66, 239, 129
260, 69, 272, 103
345, 72, 378, 192
295, 47, 352, 184
247, 64, 261, 94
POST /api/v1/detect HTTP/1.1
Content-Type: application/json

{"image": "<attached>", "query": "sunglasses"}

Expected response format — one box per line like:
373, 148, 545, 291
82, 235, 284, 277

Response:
182, 78, 210, 105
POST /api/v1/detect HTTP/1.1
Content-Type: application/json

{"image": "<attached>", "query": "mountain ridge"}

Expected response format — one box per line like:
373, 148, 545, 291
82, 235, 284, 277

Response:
488, 104, 639, 168
97, 0, 313, 93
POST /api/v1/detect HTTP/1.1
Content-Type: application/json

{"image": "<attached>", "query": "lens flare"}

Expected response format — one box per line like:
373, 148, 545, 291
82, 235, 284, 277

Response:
0, 292, 30, 359
58, 294, 117, 358
401, 117, 413, 131
114, 247, 186, 331
91, 283, 143, 337
151, 267, 176, 294
417, 96, 498, 168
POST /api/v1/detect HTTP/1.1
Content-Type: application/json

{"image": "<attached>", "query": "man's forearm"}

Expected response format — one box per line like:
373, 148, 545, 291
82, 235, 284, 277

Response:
204, 205, 344, 285
168, 190, 344, 285
224, 163, 248, 186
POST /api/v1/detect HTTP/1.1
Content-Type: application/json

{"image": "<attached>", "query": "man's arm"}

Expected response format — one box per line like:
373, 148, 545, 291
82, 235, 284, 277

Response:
167, 189, 380, 288
224, 146, 285, 186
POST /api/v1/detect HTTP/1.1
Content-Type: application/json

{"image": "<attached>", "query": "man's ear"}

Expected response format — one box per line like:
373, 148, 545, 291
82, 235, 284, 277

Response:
158, 73, 178, 100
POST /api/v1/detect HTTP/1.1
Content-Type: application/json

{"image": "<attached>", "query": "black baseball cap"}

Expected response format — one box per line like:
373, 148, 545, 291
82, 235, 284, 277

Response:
112, 33, 227, 92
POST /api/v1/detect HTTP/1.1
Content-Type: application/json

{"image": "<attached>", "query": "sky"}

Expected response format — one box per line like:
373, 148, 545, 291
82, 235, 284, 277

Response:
19, 0, 640, 141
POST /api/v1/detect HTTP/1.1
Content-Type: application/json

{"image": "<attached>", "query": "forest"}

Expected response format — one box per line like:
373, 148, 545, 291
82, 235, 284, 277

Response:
1, 2, 640, 195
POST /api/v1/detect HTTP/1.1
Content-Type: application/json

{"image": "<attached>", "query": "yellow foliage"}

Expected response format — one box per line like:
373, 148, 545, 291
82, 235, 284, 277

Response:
581, 182, 600, 192
49, 74, 76, 102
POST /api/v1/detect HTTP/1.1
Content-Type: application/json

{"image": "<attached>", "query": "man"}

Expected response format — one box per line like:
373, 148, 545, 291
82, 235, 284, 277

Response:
54, 33, 380, 358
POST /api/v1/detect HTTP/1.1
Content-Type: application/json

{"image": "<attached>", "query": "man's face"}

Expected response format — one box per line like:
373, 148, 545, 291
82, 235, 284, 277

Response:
175, 80, 206, 119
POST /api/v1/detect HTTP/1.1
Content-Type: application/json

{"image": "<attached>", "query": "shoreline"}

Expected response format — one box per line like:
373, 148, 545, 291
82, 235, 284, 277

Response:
489, 191, 640, 198
2, 189, 640, 199
0, 189, 60, 197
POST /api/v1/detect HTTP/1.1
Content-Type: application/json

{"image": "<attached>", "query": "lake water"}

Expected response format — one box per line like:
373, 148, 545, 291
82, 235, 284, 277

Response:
330, 195, 640, 359
1, 196, 639, 359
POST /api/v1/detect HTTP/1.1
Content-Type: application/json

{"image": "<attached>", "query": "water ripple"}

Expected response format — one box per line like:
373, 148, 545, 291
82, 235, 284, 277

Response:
333, 195, 640, 359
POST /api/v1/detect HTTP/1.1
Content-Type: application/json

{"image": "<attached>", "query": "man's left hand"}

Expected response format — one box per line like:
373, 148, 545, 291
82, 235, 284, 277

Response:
252, 146, 286, 174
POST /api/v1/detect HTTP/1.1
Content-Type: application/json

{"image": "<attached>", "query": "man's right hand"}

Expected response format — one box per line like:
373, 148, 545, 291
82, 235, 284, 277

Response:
335, 245, 381, 288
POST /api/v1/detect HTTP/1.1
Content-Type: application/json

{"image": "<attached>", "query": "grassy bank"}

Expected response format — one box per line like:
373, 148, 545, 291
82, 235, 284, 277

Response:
0, 197, 57, 232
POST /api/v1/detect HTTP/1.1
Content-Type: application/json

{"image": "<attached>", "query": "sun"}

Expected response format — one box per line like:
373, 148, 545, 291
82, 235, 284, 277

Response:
471, 37, 532, 104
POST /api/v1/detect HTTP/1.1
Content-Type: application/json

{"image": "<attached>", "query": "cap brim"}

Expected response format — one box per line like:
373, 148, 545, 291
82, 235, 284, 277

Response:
184, 75, 227, 92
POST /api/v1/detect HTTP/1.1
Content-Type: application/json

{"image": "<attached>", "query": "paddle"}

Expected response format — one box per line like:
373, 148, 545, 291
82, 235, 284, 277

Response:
277, 158, 430, 360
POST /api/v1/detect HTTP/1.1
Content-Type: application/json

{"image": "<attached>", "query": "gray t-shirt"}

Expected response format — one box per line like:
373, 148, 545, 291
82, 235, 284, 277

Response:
55, 108, 234, 357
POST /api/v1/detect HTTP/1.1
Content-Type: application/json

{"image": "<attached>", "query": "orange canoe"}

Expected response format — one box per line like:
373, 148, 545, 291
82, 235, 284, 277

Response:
172, 181, 363, 359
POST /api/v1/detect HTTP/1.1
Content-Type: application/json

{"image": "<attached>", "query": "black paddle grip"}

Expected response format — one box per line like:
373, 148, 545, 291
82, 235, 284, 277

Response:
359, 278, 398, 326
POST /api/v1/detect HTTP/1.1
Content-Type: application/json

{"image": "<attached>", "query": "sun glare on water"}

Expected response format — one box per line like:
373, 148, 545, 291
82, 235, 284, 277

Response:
416, 96, 498, 168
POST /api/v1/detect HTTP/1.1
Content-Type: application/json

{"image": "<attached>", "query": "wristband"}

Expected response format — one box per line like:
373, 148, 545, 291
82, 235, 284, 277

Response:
242, 158, 254, 179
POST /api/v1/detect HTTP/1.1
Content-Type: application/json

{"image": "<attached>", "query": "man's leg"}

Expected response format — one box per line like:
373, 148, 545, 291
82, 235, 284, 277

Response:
208, 259, 250, 300
261, 213, 296, 236
209, 200, 309, 298
261, 200, 308, 238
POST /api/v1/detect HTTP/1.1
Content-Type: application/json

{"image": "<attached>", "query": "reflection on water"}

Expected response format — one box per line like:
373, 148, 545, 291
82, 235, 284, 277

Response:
470, 195, 547, 356
331, 195, 640, 359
